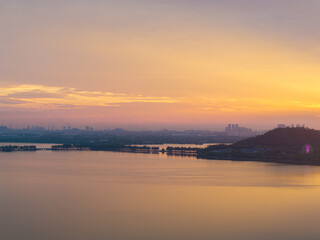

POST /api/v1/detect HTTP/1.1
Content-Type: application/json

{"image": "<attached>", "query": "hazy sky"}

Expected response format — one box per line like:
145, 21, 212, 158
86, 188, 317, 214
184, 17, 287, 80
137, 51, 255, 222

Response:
1, 0, 320, 130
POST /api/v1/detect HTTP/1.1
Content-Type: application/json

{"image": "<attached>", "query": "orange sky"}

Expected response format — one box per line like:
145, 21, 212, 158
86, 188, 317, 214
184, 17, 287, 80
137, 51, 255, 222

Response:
1, 1, 320, 130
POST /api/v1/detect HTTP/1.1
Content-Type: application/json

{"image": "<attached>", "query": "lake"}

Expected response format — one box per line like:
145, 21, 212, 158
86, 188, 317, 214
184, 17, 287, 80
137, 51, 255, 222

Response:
1, 150, 320, 240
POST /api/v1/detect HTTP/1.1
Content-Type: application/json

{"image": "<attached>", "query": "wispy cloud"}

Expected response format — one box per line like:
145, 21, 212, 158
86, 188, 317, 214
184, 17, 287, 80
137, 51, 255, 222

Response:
194, 97, 320, 114
0, 84, 180, 109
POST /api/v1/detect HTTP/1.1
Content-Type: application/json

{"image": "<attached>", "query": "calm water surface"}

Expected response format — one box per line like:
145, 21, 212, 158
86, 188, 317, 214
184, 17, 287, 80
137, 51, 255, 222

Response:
1, 151, 320, 240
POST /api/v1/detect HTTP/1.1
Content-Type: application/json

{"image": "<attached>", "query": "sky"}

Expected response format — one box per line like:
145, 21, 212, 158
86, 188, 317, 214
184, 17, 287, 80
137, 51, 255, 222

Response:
1, 0, 320, 130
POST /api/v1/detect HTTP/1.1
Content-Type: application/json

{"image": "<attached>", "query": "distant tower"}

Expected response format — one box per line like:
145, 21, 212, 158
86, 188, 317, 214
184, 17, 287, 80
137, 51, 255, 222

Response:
226, 124, 232, 133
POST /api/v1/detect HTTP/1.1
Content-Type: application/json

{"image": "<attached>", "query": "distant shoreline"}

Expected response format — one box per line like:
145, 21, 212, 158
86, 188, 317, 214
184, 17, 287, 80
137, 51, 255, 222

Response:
1, 144, 320, 166
198, 155, 320, 166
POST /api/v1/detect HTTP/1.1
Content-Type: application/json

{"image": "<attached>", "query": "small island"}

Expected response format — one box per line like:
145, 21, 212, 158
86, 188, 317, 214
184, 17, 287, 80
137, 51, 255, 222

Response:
0, 145, 37, 152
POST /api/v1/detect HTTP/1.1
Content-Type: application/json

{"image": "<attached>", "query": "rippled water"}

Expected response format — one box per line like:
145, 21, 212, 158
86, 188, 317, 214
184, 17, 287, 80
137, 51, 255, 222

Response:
1, 151, 320, 240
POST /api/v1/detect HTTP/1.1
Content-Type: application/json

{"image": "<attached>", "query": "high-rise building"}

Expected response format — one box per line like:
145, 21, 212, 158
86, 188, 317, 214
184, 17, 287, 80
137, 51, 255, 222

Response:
225, 124, 253, 136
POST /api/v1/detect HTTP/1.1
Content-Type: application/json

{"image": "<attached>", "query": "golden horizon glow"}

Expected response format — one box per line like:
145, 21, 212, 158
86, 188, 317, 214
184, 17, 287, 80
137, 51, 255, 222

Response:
1, 1, 320, 128
2, 84, 320, 117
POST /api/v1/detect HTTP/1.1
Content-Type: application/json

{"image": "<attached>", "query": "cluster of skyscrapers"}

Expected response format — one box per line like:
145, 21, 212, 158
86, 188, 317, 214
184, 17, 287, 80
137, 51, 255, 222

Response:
225, 124, 254, 137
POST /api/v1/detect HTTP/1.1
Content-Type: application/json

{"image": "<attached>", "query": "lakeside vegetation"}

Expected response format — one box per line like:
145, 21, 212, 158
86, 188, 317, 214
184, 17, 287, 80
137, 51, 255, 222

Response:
198, 127, 320, 165
0, 145, 37, 152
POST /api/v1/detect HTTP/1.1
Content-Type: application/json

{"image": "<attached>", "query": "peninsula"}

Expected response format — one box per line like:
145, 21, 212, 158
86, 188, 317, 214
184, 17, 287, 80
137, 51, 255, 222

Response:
198, 127, 320, 165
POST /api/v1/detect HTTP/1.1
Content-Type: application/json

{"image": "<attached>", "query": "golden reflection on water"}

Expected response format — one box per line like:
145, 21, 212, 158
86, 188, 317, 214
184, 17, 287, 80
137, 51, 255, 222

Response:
1, 151, 320, 240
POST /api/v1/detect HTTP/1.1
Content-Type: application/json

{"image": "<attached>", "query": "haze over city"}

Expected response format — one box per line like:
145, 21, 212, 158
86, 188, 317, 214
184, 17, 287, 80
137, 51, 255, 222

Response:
1, 0, 320, 130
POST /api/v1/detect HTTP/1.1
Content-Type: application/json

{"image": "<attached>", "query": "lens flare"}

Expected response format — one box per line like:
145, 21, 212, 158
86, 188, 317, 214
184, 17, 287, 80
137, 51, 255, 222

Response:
302, 144, 313, 155
306, 146, 310, 154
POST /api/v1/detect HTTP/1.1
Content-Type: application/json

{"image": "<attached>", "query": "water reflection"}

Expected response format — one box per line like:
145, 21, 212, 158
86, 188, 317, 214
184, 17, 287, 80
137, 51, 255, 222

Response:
1, 151, 320, 240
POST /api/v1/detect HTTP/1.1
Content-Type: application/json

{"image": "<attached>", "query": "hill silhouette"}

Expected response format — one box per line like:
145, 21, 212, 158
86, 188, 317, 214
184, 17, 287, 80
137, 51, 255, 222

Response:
234, 127, 320, 150
198, 127, 320, 165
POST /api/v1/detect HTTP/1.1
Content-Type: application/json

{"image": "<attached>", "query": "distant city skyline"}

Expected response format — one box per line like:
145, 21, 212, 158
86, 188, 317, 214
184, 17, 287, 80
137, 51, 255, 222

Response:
0, 122, 309, 132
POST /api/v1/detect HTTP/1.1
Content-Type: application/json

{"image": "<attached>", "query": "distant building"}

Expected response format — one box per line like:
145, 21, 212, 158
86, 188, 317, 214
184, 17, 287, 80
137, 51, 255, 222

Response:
276, 124, 306, 129
85, 126, 94, 131
225, 124, 253, 137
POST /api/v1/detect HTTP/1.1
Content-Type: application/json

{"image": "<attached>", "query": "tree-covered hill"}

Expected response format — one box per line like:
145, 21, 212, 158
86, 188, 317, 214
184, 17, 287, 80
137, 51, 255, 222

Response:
198, 127, 320, 165
234, 127, 320, 150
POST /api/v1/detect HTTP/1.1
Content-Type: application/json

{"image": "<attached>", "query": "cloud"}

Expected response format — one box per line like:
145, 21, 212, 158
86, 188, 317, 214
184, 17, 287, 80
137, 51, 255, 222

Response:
0, 97, 29, 105
0, 84, 180, 109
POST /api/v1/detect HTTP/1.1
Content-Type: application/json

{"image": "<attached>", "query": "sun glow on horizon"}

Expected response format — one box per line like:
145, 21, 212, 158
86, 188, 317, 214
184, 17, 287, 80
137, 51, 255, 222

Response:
1, 1, 320, 128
